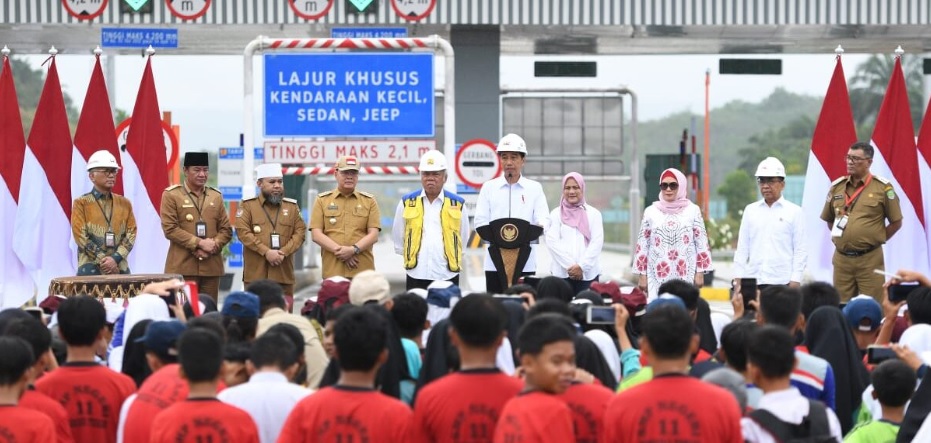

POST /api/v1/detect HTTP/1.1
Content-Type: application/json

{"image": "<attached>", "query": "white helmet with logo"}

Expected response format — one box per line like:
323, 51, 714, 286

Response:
418, 150, 447, 172
496, 133, 528, 156
86, 150, 121, 171
755, 157, 786, 178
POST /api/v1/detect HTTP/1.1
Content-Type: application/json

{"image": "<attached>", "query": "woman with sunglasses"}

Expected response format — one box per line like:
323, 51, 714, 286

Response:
633, 168, 713, 300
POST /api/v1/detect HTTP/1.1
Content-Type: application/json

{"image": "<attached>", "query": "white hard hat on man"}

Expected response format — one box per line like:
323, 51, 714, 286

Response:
419, 150, 447, 172
755, 157, 786, 178
496, 133, 528, 155
86, 150, 120, 171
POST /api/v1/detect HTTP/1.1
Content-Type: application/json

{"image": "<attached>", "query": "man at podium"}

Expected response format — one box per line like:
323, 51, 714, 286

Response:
473, 134, 550, 293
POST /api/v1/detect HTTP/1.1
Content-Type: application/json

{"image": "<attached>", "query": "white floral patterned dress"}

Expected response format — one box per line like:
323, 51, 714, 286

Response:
633, 203, 714, 300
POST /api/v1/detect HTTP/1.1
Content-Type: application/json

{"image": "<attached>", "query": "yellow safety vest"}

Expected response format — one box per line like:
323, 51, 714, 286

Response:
402, 191, 464, 272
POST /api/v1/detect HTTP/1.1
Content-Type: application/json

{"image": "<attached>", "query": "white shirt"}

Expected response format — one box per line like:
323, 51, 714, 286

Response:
217, 371, 313, 443
545, 204, 603, 280
392, 190, 471, 281
733, 197, 807, 284
740, 387, 842, 443
116, 393, 137, 443
473, 175, 550, 272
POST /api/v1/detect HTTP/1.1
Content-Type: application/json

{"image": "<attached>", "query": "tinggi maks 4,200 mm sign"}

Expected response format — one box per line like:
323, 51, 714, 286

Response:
263, 53, 435, 138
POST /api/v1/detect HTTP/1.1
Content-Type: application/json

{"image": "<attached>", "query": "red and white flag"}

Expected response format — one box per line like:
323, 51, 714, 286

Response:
73, 53, 121, 198
869, 56, 929, 274
801, 56, 857, 283
0, 54, 35, 308
915, 90, 931, 267
123, 55, 168, 273
12, 56, 75, 302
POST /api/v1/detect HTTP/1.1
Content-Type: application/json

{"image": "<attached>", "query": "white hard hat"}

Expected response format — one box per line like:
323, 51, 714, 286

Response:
755, 157, 786, 178
418, 150, 447, 172
496, 133, 528, 155
255, 163, 283, 180
86, 150, 120, 171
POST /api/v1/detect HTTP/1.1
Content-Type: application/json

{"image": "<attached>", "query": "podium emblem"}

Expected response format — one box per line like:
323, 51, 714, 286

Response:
500, 223, 519, 242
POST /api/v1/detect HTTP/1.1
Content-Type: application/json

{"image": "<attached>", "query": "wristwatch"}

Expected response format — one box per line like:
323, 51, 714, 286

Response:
352, 245, 361, 255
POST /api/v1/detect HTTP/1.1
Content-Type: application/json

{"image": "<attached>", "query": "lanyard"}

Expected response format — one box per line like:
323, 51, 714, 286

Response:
94, 194, 114, 231
183, 185, 205, 221
844, 174, 872, 212
261, 202, 281, 234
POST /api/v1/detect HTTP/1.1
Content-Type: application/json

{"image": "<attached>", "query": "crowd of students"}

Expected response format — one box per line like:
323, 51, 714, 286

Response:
2, 269, 931, 442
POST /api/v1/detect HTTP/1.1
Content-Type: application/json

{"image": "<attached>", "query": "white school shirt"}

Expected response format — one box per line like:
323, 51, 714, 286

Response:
473, 175, 550, 272
733, 197, 807, 284
545, 204, 604, 281
217, 372, 313, 443
740, 387, 842, 443
392, 190, 472, 282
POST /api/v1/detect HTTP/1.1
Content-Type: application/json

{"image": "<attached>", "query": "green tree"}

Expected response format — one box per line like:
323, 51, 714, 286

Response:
848, 54, 925, 139
717, 169, 757, 219
736, 115, 815, 176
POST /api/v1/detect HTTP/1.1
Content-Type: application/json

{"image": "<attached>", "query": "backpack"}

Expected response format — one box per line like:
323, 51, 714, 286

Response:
749, 399, 835, 443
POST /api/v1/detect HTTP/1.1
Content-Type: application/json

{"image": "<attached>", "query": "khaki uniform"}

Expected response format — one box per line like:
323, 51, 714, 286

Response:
160, 184, 232, 298
309, 189, 380, 278
235, 195, 306, 295
821, 174, 903, 301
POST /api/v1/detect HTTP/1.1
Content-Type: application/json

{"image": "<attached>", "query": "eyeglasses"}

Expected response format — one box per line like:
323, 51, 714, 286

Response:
756, 177, 783, 184
846, 155, 870, 163
93, 169, 118, 176
659, 182, 679, 191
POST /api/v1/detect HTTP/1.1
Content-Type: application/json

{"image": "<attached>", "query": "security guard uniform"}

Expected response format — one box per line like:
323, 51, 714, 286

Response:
160, 183, 232, 298
309, 189, 380, 278
821, 174, 902, 301
235, 194, 306, 295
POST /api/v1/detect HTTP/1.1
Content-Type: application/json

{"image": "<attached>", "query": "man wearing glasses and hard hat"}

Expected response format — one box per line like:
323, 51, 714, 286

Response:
392, 150, 470, 290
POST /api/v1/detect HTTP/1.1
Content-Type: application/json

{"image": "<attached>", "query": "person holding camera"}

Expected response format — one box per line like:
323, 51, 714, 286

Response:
733, 157, 806, 295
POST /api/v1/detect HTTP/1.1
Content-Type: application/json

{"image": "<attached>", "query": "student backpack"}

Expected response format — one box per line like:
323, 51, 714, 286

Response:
749, 399, 835, 443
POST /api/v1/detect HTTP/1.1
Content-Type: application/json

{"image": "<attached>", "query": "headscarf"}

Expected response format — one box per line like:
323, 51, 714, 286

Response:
804, 306, 870, 434
560, 172, 592, 245
652, 168, 690, 215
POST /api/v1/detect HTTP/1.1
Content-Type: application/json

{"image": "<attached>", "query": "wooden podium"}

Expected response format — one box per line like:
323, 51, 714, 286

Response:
476, 218, 543, 291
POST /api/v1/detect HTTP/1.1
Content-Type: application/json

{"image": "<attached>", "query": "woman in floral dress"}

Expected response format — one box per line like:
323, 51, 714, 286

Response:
633, 168, 713, 300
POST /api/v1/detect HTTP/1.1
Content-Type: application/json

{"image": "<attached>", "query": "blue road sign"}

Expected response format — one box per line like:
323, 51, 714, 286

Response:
331, 28, 408, 38
101, 28, 178, 48
263, 53, 435, 138
227, 236, 243, 268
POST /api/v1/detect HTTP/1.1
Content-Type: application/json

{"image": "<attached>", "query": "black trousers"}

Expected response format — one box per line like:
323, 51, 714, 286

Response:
406, 275, 459, 291
485, 271, 534, 294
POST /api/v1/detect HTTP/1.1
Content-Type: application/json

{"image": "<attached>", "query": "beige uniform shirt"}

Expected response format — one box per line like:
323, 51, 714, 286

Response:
235, 195, 306, 285
309, 189, 380, 278
161, 184, 232, 277
820, 174, 903, 252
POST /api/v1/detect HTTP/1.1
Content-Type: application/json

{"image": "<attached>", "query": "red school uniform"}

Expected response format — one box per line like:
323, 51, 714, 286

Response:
411, 368, 523, 442
35, 362, 136, 443
558, 382, 614, 443
19, 387, 75, 443
278, 386, 412, 443
602, 373, 743, 443
121, 363, 188, 443
0, 404, 58, 443
493, 391, 575, 443
149, 398, 259, 443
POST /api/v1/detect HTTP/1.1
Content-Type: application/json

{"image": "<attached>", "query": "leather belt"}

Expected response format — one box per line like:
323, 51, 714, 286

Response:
839, 245, 879, 257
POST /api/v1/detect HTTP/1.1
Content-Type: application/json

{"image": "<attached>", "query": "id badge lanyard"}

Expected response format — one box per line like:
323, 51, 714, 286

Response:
94, 195, 116, 248
261, 204, 282, 250
185, 187, 208, 239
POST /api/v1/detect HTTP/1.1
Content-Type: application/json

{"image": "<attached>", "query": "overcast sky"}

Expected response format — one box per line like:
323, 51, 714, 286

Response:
21, 52, 886, 153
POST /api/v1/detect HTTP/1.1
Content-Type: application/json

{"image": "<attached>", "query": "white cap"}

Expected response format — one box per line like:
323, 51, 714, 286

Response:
86, 150, 120, 171
418, 150, 447, 172
255, 163, 283, 180
496, 133, 528, 155
755, 157, 786, 178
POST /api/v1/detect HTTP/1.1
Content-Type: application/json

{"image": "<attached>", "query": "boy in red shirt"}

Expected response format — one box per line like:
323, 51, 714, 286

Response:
2, 316, 75, 443
279, 306, 412, 443
412, 294, 523, 442
36, 295, 136, 443
149, 328, 260, 443
0, 335, 57, 442
493, 314, 576, 443
603, 304, 744, 443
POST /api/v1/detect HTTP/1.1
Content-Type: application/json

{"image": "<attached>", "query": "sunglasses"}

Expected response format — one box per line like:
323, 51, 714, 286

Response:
659, 182, 679, 191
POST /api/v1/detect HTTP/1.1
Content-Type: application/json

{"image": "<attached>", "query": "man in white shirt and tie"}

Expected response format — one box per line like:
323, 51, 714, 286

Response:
733, 157, 807, 291
473, 133, 550, 293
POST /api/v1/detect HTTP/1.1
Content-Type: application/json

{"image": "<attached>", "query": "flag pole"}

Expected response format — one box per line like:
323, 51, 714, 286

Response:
703, 69, 710, 216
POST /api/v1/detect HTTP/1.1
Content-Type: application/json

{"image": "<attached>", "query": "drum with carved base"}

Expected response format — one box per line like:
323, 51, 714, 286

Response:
49, 274, 183, 300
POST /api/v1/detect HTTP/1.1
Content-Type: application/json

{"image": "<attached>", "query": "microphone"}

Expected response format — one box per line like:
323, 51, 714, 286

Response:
507, 172, 513, 218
